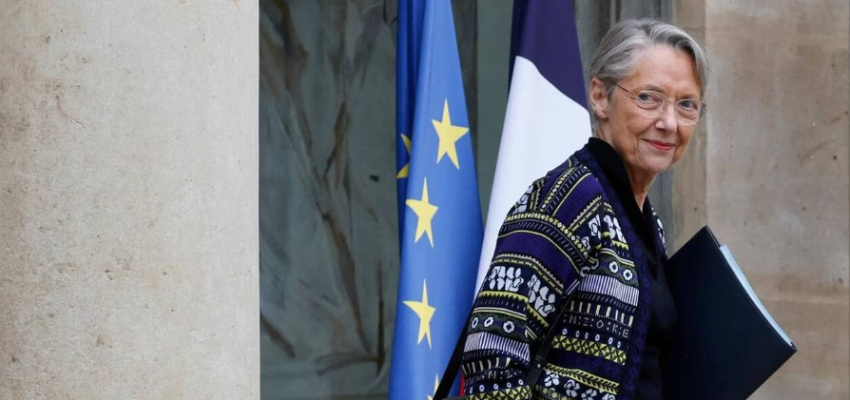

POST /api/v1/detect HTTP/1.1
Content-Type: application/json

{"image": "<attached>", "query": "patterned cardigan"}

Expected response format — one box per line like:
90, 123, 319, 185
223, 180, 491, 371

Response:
460, 144, 667, 400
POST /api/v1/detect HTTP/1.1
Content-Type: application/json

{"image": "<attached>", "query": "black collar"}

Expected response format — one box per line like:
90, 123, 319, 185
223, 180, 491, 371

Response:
586, 138, 663, 274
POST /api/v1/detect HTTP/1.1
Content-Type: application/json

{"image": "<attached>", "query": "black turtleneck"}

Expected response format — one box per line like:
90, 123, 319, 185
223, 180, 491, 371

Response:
586, 138, 677, 400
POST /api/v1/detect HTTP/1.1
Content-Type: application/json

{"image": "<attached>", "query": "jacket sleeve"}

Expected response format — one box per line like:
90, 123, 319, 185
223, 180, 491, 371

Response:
459, 180, 602, 399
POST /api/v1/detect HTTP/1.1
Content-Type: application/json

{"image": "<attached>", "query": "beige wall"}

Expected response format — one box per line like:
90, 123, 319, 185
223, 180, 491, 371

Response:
0, 2, 259, 399
674, 0, 849, 398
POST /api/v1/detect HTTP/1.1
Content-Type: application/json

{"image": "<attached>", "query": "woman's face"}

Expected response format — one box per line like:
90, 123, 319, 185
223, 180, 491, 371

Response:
590, 45, 701, 180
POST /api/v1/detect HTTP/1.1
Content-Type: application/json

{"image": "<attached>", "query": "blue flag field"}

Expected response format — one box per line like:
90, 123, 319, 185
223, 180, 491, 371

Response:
390, 0, 483, 399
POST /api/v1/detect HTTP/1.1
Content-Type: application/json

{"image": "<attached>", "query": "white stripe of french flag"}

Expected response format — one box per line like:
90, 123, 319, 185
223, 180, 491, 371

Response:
475, 0, 592, 291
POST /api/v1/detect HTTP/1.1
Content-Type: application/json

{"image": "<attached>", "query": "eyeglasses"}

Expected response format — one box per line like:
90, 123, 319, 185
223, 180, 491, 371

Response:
614, 83, 706, 126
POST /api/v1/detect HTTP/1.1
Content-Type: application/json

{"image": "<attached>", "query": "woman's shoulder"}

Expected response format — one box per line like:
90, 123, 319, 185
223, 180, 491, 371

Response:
510, 153, 608, 224
541, 154, 606, 210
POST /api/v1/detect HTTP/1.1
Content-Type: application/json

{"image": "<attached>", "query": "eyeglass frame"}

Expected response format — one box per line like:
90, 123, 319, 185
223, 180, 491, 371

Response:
612, 82, 707, 125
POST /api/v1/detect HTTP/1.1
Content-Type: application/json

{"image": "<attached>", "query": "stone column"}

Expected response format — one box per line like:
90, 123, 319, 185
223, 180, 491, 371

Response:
0, 2, 258, 399
673, 1, 849, 398
671, 0, 708, 251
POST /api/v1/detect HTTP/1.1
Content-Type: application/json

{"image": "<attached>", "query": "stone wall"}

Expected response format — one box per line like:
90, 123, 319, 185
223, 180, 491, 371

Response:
0, 1, 258, 398
673, 0, 849, 398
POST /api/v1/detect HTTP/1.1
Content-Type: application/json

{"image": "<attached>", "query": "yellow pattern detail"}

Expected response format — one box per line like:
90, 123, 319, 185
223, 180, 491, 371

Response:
497, 229, 580, 275
536, 386, 581, 400
552, 336, 626, 365
543, 365, 620, 395
475, 290, 528, 303
541, 167, 576, 209
553, 173, 591, 215
598, 248, 636, 268
612, 239, 630, 250
568, 194, 602, 232
472, 306, 526, 321
467, 387, 530, 400
526, 304, 549, 327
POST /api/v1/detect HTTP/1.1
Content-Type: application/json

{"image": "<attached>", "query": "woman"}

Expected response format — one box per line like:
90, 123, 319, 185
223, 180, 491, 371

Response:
461, 19, 708, 400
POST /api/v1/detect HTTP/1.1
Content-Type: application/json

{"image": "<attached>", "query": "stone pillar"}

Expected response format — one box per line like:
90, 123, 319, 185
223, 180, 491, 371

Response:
673, 1, 849, 398
671, 0, 708, 251
0, 2, 258, 399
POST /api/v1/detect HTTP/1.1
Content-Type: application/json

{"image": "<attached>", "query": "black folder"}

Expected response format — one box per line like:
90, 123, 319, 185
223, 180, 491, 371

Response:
663, 226, 797, 400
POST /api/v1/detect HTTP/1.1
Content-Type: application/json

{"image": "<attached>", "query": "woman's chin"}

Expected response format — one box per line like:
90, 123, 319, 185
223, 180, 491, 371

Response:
638, 157, 674, 176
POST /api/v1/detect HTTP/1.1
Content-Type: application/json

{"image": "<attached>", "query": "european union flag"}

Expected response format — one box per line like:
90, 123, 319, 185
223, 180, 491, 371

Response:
395, 0, 423, 238
390, 1, 483, 399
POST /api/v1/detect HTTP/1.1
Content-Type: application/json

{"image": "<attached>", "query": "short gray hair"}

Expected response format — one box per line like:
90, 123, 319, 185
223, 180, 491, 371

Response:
588, 19, 709, 130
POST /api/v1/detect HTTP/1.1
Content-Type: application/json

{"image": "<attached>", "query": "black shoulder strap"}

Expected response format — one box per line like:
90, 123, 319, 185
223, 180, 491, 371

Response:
432, 313, 473, 400
434, 293, 573, 400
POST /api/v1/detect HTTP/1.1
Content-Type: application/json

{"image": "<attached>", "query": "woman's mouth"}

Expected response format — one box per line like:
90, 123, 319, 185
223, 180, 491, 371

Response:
646, 139, 675, 151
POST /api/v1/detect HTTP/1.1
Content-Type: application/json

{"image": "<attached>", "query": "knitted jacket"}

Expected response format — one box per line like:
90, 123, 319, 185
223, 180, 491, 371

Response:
460, 143, 667, 400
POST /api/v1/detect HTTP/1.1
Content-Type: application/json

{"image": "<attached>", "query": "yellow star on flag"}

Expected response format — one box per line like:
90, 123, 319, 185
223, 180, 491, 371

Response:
432, 99, 469, 169
405, 178, 438, 247
397, 133, 412, 179
403, 280, 437, 348
427, 375, 440, 400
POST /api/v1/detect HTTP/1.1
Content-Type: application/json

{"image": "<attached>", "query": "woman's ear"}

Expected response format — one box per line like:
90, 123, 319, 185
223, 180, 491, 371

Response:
589, 77, 610, 122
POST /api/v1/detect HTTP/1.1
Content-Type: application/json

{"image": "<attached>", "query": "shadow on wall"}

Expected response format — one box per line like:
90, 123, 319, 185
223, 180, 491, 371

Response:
259, 0, 397, 399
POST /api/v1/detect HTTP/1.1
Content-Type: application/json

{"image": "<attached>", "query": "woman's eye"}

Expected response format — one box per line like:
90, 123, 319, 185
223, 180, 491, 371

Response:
636, 92, 661, 104
679, 100, 698, 110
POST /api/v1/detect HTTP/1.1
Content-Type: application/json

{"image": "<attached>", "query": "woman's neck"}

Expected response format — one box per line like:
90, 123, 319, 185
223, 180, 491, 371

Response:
626, 168, 654, 210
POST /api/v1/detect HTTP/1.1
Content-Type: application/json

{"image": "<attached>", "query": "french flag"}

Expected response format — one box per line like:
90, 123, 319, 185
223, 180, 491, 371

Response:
476, 0, 592, 287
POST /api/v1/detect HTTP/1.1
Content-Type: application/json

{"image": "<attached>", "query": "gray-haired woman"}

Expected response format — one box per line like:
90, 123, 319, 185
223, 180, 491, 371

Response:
461, 19, 708, 400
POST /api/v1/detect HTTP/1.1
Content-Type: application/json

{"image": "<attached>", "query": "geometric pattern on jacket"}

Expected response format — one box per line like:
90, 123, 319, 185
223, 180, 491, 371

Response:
461, 145, 667, 400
